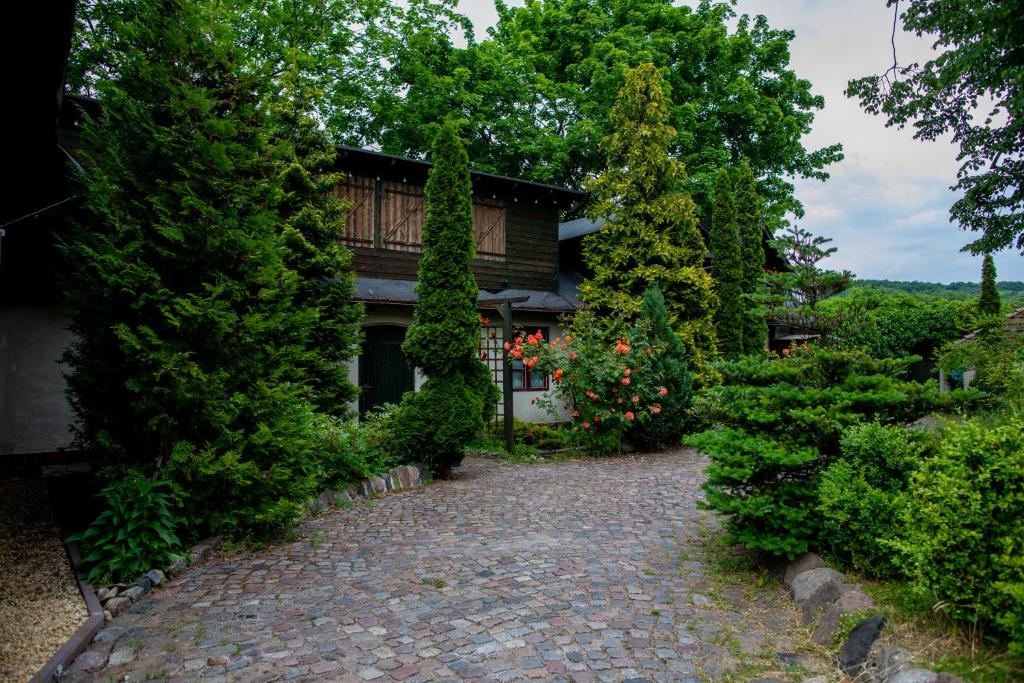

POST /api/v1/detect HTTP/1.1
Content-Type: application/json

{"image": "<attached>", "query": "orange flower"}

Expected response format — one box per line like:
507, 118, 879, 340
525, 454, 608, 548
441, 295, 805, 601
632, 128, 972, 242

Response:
573, 410, 580, 417
565, 335, 572, 342
623, 368, 631, 377
621, 377, 631, 386
616, 398, 623, 404
631, 395, 640, 403
561, 343, 568, 350
658, 386, 668, 396
645, 347, 653, 354
503, 341, 511, 350
568, 351, 577, 359
593, 415, 601, 423
553, 368, 564, 381
515, 337, 523, 344
625, 411, 635, 421
480, 316, 490, 325
582, 421, 591, 429
650, 403, 662, 414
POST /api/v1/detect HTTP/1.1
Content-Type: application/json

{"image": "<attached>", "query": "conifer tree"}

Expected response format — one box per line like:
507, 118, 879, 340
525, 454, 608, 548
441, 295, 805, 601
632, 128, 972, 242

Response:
580, 62, 717, 368
63, 0, 326, 539
710, 170, 744, 358
394, 120, 499, 477
978, 253, 1002, 316
735, 161, 768, 354
631, 285, 694, 450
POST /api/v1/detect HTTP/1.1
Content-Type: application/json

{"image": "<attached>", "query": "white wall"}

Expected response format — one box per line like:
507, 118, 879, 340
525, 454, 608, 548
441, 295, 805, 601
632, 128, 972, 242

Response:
0, 306, 76, 454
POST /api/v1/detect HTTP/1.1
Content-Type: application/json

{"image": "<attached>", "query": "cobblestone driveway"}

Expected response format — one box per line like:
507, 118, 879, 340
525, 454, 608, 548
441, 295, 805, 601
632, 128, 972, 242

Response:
68, 451, 826, 682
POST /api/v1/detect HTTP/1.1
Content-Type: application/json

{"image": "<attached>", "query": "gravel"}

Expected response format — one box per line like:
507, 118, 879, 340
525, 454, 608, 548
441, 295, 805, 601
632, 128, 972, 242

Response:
0, 479, 88, 682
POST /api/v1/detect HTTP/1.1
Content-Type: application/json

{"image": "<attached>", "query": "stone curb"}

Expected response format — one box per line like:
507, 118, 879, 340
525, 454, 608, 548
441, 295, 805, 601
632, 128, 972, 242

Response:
782, 553, 966, 683
303, 464, 425, 517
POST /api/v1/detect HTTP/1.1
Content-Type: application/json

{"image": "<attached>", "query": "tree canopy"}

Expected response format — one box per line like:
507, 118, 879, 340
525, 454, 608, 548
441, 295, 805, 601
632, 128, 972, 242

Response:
848, 0, 1024, 254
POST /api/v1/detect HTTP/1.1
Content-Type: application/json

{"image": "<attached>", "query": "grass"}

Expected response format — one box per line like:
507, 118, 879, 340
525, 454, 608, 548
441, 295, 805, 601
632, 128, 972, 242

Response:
855, 576, 1024, 683
421, 577, 447, 590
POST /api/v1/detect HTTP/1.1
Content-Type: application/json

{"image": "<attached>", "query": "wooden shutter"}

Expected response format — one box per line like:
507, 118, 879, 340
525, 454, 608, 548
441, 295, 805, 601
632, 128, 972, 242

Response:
335, 175, 375, 248
473, 198, 506, 261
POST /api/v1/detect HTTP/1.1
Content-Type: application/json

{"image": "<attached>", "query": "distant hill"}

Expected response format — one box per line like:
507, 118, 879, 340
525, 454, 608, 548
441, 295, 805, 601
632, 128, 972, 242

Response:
850, 279, 1024, 300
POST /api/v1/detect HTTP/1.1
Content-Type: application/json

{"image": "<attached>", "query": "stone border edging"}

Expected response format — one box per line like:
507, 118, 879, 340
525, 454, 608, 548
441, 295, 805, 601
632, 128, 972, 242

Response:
304, 464, 425, 516
782, 553, 966, 683
31, 542, 105, 683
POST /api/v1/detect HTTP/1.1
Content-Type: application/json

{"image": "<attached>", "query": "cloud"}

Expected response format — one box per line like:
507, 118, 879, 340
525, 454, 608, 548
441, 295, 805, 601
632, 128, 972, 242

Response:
454, 0, 1024, 281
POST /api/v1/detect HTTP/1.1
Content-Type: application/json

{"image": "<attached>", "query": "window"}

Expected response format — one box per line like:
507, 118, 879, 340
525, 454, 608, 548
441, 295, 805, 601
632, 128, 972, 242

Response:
511, 327, 549, 391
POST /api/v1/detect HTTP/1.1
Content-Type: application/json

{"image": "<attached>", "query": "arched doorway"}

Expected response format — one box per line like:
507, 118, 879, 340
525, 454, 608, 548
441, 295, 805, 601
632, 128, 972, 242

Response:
358, 325, 414, 415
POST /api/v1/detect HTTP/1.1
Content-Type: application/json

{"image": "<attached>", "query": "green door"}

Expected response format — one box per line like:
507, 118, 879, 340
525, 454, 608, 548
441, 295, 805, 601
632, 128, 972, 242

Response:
359, 325, 415, 415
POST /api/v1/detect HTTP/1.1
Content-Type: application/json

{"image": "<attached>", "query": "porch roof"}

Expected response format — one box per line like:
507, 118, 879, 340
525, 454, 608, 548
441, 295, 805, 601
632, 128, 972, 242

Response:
353, 277, 579, 314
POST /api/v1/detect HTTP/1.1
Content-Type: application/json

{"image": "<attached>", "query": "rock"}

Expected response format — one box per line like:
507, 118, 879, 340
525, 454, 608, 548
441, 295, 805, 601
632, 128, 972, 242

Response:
361, 480, 373, 496
334, 489, 352, 504
411, 466, 423, 485
370, 477, 387, 494
801, 678, 827, 683
145, 569, 166, 586
105, 596, 131, 617
862, 644, 911, 682
68, 648, 110, 672
103, 609, 112, 622
812, 589, 877, 646
800, 577, 846, 625
790, 568, 846, 605
775, 652, 809, 668
93, 625, 127, 643
889, 669, 938, 683
165, 555, 188, 575
389, 468, 404, 490
837, 615, 886, 674
123, 585, 146, 602
784, 552, 825, 588
107, 647, 136, 667
136, 576, 154, 592
397, 466, 413, 489
207, 655, 229, 666
96, 586, 112, 601
935, 674, 968, 683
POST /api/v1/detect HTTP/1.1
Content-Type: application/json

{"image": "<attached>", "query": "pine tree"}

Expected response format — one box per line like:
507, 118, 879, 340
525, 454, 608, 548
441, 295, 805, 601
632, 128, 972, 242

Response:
978, 253, 1002, 316
580, 62, 716, 369
631, 285, 694, 450
63, 0, 326, 539
710, 170, 744, 358
393, 120, 499, 477
735, 161, 768, 354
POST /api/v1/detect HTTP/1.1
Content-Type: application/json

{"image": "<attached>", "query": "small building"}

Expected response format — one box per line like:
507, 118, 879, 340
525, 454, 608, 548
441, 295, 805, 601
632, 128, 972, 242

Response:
333, 147, 584, 423
940, 307, 1024, 392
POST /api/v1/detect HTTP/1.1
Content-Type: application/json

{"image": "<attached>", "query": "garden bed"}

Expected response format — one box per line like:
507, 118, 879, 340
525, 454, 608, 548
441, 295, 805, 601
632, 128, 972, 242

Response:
0, 479, 88, 682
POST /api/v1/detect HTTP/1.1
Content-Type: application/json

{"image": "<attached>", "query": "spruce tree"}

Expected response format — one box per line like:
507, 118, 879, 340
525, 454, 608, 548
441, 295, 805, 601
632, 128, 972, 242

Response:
978, 253, 1002, 316
63, 0, 325, 539
580, 62, 717, 369
631, 285, 694, 450
710, 170, 744, 358
394, 120, 499, 477
735, 161, 768, 354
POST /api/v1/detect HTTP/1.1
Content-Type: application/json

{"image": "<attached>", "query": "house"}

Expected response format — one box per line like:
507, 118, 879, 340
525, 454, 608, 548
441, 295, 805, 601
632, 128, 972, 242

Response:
334, 147, 584, 423
940, 307, 1024, 391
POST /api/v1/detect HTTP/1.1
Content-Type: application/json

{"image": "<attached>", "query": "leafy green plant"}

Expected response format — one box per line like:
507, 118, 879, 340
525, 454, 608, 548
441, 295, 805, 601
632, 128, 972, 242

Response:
894, 414, 1024, 655
689, 345, 944, 558
484, 419, 570, 451
939, 321, 1024, 410
818, 423, 926, 576
313, 404, 400, 486
69, 472, 182, 585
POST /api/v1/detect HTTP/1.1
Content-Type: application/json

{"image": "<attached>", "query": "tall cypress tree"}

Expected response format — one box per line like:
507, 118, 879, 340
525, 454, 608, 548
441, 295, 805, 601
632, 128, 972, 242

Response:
580, 62, 717, 369
394, 120, 499, 478
63, 0, 326, 539
978, 253, 1002, 316
710, 170, 744, 358
735, 161, 768, 354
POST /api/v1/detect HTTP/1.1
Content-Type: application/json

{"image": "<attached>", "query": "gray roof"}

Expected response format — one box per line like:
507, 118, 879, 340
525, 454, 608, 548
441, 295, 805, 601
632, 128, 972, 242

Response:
559, 217, 605, 241
354, 277, 579, 313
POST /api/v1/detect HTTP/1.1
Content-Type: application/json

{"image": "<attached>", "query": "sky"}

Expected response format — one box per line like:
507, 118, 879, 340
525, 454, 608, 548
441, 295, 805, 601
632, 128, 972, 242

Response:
455, 0, 1024, 283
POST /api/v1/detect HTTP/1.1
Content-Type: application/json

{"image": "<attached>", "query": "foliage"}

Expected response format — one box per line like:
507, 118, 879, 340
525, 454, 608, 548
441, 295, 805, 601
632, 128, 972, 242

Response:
823, 289, 978, 359
313, 405, 400, 487
62, 0, 351, 540
894, 414, 1024, 655
818, 423, 926, 576
850, 279, 1024, 302
735, 161, 768, 354
579, 63, 717, 372
762, 226, 853, 338
848, 0, 1024, 254
938, 320, 1024, 408
689, 346, 943, 557
629, 286, 695, 451
484, 419, 571, 452
397, 121, 497, 477
69, 472, 182, 585
710, 170, 744, 358
979, 254, 1002, 316
391, 374, 483, 477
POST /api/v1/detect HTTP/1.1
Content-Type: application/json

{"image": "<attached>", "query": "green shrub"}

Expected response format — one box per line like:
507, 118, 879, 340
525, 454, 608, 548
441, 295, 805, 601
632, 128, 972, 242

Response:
894, 414, 1024, 654
314, 405, 400, 486
689, 345, 942, 558
485, 419, 571, 451
939, 321, 1024, 409
818, 423, 926, 576
392, 374, 483, 477
69, 472, 182, 585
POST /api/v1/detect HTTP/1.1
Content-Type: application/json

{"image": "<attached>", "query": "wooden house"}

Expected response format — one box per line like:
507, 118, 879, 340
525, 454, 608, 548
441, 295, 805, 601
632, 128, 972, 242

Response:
333, 147, 584, 423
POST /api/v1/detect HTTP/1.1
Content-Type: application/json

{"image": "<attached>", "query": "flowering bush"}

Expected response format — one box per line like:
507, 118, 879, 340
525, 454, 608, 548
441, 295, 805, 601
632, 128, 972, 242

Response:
503, 310, 674, 454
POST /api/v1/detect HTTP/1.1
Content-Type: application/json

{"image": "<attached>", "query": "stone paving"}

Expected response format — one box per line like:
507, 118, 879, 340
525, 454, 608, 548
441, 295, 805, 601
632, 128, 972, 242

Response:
67, 450, 828, 682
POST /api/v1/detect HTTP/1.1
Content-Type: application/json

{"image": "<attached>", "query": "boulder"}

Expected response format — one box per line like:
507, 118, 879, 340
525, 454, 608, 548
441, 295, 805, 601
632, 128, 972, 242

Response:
861, 644, 911, 682
790, 568, 846, 605
812, 589, 877, 645
123, 585, 146, 602
935, 673, 967, 683
837, 615, 886, 674
145, 569, 166, 586
800, 578, 846, 625
889, 669, 938, 683
784, 553, 825, 588
105, 596, 131, 617
370, 477, 387, 494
